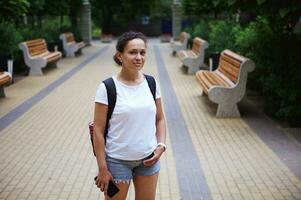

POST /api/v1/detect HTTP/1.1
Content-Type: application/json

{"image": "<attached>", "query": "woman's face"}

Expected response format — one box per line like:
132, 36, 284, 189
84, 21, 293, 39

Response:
118, 38, 146, 72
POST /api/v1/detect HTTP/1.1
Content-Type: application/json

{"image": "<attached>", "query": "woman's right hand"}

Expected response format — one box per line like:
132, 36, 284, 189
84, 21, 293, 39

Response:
95, 167, 113, 193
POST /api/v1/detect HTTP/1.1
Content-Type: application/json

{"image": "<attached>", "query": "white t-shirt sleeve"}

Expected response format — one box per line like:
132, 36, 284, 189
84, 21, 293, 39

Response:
95, 83, 108, 105
155, 79, 161, 99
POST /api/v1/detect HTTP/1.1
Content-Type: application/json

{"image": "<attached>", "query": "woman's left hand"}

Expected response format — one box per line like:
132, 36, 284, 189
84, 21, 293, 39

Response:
143, 146, 165, 166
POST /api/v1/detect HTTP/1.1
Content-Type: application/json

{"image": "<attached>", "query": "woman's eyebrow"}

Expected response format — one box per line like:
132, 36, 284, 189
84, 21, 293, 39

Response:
128, 49, 146, 52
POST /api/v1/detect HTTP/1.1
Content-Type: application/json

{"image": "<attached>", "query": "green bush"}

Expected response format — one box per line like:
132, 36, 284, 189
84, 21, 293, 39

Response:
0, 17, 82, 73
92, 23, 102, 38
0, 22, 22, 55
234, 16, 301, 126
185, 16, 301, 125
192, 20, 210, 40
0, 22, 27, 73
207, 20, 238, 53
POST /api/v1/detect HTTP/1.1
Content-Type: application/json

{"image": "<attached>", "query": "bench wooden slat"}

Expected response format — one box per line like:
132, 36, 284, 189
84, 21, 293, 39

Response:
218, 58, 240, 83
222, 53, 241, 68
196, 72, 210, 94
218, 67, 237, 83
45, 52, 61, 62
26, 39, 45, 46
178, 50, 197, 60
179, 32, 185, 43
26, 39, 48, 56
196, 71, 232, 95
192, 38, 201, 55
29, 47, 48, 56
204, 71, 232, 87
0, 72, 11, 85
66, 33, 75, 43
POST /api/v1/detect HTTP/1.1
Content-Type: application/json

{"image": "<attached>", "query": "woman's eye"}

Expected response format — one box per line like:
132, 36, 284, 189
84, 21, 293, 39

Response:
140, 51, 146, 56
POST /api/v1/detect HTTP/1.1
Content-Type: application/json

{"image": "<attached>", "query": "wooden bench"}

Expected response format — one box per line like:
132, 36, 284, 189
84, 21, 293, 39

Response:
160, 34, 171, 43
19, 39, 62, 76
171, 32, 190, 55
60, 32, 85, 57
178, 37, 209, 74
101, 34, 113, 43
0, 71, 12, 98
195, 49, 256, 117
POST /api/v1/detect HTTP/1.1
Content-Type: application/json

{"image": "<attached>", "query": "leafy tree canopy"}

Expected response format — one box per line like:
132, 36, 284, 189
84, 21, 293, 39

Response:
91, 0, 171, 33
182, 0, 301, 33
0, 0, 30, 20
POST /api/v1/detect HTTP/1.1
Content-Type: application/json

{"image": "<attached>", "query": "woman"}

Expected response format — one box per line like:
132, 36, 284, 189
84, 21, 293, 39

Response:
93, 31, 167, 200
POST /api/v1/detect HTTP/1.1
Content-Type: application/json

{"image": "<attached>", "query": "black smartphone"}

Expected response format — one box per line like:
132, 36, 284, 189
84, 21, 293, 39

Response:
144, 152, 154, 160
94, 177, 120, 198
107, 180, 120, 198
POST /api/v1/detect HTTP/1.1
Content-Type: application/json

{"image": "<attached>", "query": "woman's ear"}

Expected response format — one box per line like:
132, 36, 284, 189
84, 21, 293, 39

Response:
116, 52, 122, 63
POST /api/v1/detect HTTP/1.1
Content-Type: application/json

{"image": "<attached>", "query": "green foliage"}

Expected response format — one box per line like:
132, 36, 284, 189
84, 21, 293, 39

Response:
207, 20, 238, 53
185, 15, 301, 125
26, 0, 45, 15
92, 25, 102, 38
0, 21, 26, 73
91, 0, 171, 33
192, 20, 210, 40
0, 1, 84, 72
44, 0, 69, 16
0, 0, 29, 21
0, 22, 22, 55
182, 0, 301, 33
234, 16, 301, 125
150, 0, 172, 18
182, 0, 228, 16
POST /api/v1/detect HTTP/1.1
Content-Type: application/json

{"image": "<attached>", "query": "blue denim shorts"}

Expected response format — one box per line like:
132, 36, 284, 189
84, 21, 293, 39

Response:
106, 155, 160, 183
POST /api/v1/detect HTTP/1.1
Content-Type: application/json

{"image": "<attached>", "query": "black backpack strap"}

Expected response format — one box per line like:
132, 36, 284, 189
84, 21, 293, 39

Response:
103, 77, 116, 141
144, 74, 156, 101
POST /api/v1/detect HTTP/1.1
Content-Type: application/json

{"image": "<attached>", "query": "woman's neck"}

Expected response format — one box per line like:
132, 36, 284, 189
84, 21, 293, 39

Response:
117, 69, 143, 85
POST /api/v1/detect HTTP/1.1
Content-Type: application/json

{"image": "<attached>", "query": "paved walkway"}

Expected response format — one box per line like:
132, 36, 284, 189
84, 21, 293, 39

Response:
0, 39, 300, 200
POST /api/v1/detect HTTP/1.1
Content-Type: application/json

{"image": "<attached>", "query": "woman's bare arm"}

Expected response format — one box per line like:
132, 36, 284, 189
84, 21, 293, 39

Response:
143, 98, 166, 166
155, 98, 166, 145
93, 102, 112, 191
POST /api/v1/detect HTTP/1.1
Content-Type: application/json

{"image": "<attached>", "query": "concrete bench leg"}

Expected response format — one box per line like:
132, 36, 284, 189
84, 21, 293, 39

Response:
187, 66, 199, 74
216, 103, 240, 118
29, 67, 43, 76
67, 52, 75, 57
0, 86, 5, 98
49, 62, 58, 68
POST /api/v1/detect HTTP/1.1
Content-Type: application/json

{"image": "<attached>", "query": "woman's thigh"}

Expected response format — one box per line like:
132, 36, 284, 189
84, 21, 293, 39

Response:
133, 173, 159, 200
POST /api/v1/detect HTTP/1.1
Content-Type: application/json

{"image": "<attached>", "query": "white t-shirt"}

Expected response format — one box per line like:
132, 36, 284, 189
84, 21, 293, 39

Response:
95, 76, 161, 160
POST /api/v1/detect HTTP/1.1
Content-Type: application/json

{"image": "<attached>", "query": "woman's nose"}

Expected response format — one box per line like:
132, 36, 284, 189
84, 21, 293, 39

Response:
135, 53, 142, 59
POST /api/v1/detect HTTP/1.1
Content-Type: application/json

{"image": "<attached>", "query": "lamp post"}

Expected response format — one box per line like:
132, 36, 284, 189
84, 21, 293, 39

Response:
81, 0, 92, 46
172, 0, 181, 40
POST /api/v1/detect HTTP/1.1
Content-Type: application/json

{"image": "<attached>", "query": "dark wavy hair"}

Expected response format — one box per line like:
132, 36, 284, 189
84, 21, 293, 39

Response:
113, 31, 147, 65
